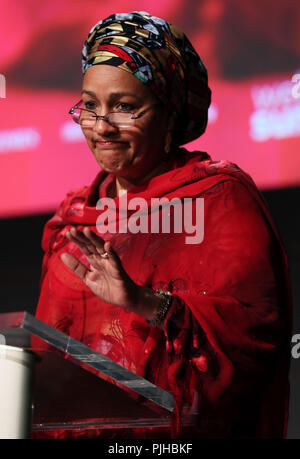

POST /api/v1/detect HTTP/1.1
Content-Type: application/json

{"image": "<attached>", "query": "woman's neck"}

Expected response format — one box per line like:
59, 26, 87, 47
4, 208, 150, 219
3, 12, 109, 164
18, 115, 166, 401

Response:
110, 159, 172, 197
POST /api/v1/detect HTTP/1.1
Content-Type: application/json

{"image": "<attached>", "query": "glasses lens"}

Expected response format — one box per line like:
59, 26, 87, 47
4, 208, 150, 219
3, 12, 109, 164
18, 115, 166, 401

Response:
71, 108, 81, 124
71, 108, 95, 127
80, 110, 96, 128
70, 106, 136, 128
109, 112, 134, 127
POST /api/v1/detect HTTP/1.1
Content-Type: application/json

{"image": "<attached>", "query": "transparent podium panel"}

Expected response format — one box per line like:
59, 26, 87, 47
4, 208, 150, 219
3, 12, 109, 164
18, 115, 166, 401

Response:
0, 312, 174, 434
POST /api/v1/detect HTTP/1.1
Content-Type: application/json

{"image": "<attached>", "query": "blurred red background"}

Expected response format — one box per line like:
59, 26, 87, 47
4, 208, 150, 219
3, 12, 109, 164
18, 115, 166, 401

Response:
1, 0, 300, 217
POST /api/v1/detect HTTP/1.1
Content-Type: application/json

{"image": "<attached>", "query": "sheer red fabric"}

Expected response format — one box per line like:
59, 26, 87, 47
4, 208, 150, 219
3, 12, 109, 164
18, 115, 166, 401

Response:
33, 148, 292, 438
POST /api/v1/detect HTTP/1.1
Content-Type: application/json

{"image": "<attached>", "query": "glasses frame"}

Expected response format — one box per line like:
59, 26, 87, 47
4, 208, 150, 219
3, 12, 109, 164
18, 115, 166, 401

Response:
68, 100, 154, 128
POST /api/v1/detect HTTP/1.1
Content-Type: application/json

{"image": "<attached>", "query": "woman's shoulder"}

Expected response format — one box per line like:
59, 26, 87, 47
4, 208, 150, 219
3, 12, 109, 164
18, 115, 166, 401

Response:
60, 170, 107, 209
169, 147, 259, 200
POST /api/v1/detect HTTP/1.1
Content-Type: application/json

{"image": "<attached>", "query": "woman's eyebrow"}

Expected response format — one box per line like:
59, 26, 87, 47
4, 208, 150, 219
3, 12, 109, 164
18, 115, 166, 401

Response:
81, 89, 143, 102
109, 92, 143, 102
81, 89, 97, 98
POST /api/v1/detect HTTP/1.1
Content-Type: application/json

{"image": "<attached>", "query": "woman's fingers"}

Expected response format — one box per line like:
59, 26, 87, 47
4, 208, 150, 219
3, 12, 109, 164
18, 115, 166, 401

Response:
61, 231, 136, 307
60, 252, 89, 281
104, 241, 120, 267
82, 227, 107, 256
65, 227, 122, 272
104, 241, 130, 278
65, 229, 94, 256
66, 226, 106, 256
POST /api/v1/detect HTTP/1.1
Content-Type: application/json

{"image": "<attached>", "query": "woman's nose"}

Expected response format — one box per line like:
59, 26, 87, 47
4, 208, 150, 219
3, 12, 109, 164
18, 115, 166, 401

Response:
92, 116, 118, 136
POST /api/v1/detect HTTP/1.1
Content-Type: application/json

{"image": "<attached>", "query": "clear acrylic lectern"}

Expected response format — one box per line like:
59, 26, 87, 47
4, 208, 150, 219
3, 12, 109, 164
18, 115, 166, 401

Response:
0, 312, 174, 439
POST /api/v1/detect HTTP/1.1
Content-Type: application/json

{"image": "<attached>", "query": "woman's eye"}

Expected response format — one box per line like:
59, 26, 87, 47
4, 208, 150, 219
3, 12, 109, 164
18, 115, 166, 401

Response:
84, 101, 97, 110
116, 102, 135, 112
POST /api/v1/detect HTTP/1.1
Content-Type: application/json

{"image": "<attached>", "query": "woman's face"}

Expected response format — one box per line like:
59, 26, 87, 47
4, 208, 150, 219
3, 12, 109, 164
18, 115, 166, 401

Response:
81, 65, 169, 182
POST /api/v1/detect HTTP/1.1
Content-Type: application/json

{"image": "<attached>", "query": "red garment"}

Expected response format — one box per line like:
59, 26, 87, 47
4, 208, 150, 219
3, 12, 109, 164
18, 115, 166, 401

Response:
33, 148, 292, 438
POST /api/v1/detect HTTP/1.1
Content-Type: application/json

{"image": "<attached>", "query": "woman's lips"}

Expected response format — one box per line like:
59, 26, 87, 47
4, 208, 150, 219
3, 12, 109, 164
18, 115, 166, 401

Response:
96, 140, 126, 145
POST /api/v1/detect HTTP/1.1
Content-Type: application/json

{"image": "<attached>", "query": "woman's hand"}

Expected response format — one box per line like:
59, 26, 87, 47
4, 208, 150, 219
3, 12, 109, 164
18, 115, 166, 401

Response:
60, 227, 161, 320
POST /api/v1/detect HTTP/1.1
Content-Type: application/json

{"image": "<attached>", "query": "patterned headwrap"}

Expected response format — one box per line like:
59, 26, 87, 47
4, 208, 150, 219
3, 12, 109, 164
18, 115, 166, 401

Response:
82, 11, 211, 147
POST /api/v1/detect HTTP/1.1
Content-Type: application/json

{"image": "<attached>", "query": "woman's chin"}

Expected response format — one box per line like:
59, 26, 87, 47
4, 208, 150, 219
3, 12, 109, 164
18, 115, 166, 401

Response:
96, 157, 127, 174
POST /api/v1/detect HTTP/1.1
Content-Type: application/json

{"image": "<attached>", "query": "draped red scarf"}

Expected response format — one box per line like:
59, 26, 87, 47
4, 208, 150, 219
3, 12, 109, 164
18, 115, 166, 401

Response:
34, 148, 292, 438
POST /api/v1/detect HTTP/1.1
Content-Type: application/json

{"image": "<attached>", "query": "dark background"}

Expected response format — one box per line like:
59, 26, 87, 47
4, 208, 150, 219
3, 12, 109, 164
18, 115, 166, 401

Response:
0, 185, 299, 438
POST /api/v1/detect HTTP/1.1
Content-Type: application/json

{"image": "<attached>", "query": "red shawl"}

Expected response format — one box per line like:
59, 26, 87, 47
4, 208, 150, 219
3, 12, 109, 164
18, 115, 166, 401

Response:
33, 148, 292, 438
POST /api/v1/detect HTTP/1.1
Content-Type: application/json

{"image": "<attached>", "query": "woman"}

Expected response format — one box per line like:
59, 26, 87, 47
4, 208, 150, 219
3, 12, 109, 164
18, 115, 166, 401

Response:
34, 11, 292, 438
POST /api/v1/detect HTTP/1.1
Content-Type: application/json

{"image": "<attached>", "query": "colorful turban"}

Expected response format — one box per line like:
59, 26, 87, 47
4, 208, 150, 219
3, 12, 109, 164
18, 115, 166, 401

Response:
81, 11, 211, 146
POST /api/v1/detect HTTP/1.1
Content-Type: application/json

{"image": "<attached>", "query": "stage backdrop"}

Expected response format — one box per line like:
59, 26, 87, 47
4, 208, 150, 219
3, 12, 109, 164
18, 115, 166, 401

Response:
1, 0, 300, 217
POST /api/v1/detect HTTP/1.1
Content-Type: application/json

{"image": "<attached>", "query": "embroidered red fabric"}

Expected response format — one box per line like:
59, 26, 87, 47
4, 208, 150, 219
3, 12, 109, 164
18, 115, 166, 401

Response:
32, 148, 292, 438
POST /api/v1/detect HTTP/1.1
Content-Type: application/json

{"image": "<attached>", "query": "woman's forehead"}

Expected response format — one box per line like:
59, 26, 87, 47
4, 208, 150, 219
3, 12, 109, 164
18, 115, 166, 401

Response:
82, 65, 153, 100
81, 88, 144, 103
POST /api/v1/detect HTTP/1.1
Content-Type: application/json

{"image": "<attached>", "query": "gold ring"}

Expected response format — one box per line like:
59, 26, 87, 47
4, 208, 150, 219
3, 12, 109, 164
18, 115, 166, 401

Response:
100, 251, 109, 259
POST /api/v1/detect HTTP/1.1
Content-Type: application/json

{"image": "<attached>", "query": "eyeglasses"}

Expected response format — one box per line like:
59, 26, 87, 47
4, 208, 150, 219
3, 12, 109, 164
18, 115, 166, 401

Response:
68, 100, 155, 128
